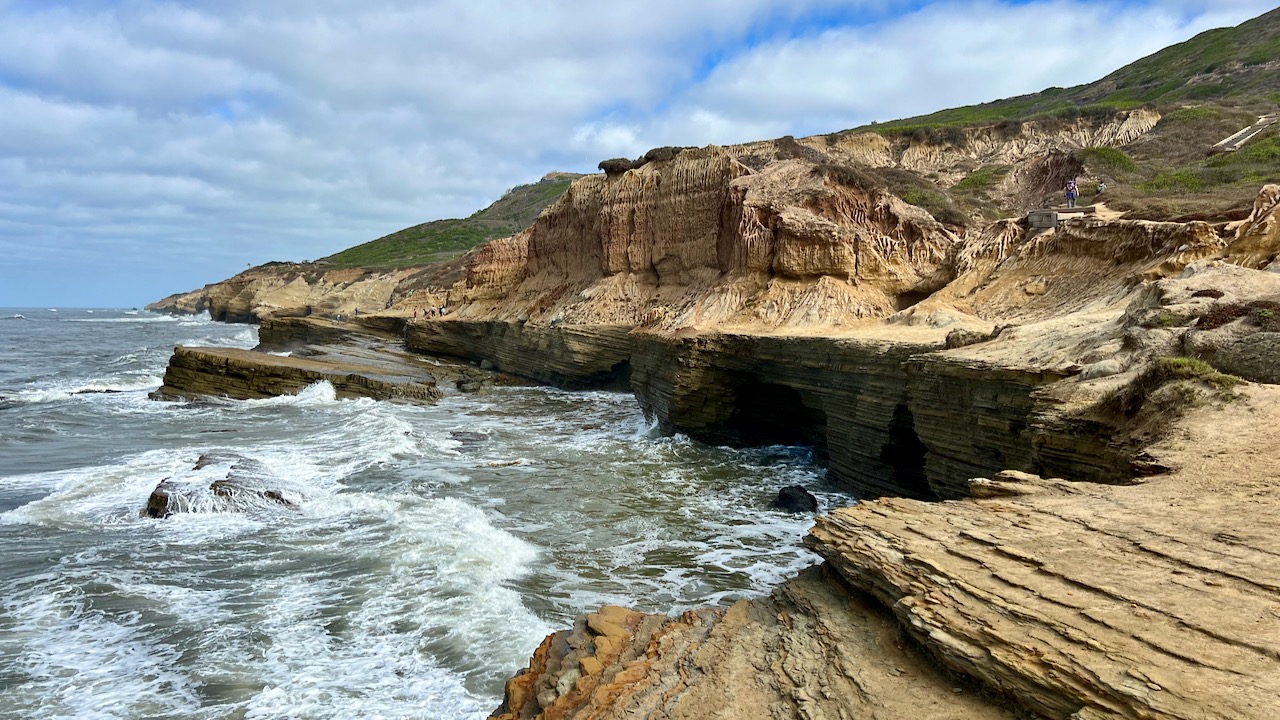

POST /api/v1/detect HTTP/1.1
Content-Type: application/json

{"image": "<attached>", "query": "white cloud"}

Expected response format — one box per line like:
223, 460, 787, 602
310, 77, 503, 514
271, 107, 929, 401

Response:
0, 0, 1274, 306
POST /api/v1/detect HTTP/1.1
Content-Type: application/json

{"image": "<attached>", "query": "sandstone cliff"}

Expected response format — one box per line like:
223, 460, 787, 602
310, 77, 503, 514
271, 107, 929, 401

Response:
151, 113, 1280, 718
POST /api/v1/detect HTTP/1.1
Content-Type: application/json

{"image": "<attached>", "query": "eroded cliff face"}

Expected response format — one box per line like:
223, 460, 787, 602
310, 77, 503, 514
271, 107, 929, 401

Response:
148, 260, 464, 323
408, 141, 1280, 502
440, 149, 956, 330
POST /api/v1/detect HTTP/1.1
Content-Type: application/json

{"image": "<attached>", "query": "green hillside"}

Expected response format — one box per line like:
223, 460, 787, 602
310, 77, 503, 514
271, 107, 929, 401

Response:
322, 174, 580, 269
857, 7, 1280, 134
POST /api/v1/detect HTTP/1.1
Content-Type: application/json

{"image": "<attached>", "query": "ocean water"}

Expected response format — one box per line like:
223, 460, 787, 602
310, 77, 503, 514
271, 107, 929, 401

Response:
0, 308, 850, 720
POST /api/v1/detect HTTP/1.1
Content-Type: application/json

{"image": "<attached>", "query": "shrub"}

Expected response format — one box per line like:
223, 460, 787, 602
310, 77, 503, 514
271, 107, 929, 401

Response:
994, 119, 1023, 138
1079, 147, 1137, 174
899, 187, 967, 225
1196, 300, 1280, 330
954, 167, 999, 190
639, 146, 687, 164
1160, 107, 1223, 124
1191, 288, 1225, 299
598, 158, 635, 175
1141, 171, 1207, 194
815, 163, 883, 191
1106, 356, 1243, 418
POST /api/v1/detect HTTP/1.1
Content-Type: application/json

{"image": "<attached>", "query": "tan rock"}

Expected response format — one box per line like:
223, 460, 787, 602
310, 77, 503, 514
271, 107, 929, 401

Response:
490, 567, 1018, 720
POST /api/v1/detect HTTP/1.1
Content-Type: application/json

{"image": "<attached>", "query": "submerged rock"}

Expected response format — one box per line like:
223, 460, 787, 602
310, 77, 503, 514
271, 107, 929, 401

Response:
142, 454, 299, 519
771, 484, 818, 513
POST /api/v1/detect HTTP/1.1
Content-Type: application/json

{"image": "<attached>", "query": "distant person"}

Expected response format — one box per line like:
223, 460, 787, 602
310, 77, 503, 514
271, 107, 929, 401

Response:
1065, 178, 1080, 208
1096, 181, 1106, 195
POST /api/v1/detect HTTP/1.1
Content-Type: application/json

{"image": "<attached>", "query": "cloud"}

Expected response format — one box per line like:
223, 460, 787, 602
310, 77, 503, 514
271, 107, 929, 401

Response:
0, 0, 1274, 306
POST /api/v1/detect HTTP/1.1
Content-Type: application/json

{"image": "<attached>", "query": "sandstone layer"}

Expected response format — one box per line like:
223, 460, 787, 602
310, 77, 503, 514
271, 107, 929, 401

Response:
153, 345, 442, 403
495, 384, 1280, 720
493, 566, 1020, 720
807, 384, 1280, 720
149, 116, 1280, 719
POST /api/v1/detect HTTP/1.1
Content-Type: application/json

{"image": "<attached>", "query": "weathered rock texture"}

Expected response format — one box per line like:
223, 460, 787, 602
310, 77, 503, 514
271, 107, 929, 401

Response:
492, 567, 1020, 720
807, 384, 1280, 720
153, 344, 441, 403
152, 114, 1158, 328
149, 108, 1280, 719
145, 453, 299, 518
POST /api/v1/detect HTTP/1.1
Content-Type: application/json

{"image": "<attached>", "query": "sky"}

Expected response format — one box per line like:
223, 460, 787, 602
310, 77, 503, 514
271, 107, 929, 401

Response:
0, 0, 1275, 307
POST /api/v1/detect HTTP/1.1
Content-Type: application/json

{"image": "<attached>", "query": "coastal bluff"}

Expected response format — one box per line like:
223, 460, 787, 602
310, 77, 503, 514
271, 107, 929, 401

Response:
151, 131, 1280, 717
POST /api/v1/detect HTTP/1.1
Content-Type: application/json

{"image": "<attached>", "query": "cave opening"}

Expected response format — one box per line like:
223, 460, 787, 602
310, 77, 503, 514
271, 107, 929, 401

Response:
728, 379, 828, 459
880, 403, 936, 500
893, 290, 932, 311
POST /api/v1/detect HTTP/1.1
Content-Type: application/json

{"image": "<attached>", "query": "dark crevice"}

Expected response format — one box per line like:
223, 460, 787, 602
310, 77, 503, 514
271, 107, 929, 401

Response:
880, 404, 936, 500
728, 380, 828, 460
893, 290, 932, 311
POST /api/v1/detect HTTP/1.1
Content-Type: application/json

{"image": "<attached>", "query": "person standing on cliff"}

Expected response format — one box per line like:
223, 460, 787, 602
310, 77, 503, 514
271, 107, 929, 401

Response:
1065, 178, 1080, 208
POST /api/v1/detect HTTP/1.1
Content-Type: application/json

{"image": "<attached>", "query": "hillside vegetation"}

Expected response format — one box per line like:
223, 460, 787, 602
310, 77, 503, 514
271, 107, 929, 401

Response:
857, 7, 1280, 134
321, 174, 580, 269
319, 8, 1279, 273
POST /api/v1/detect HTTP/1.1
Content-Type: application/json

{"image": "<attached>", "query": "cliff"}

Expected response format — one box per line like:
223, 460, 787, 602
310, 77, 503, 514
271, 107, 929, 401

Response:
149, 110, 1280, 717
437, 162, 1280, 718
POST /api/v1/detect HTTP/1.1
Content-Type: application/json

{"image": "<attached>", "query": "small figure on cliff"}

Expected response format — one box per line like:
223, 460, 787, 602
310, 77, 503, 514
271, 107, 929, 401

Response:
1096, 181, 1106, 195
1065, 178, 1080, 208
353, 307, 359, 317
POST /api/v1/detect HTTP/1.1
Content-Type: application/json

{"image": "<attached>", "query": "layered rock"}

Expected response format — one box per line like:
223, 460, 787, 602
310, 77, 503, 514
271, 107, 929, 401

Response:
492, 567, 1019, 720
806, 383, 1280, 720
145, 453, 299, 519
153, 345, 440, 403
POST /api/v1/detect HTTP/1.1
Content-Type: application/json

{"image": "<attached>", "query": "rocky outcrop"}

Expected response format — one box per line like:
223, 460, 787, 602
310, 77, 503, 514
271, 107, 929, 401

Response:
1221, 183, 1280, 269
407, 321, 631, 389
491, 566, 1019, 720
806, 383, 1280, 720
144, 453, 299, 518
153, 345, 440, 403
148, 260, 464, 323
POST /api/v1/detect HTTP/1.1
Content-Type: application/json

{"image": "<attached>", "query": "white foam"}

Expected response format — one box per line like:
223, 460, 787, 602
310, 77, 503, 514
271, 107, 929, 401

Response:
10, 376, 164, 404
243, 380, 340, 408
237, 495, 546, 719
179, 325, 256, 348
2, 575, 203, 719
64, 315, 180, 324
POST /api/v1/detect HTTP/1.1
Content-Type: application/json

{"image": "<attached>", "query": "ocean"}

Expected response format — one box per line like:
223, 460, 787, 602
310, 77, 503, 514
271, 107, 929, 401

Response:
0, 308, 850, 719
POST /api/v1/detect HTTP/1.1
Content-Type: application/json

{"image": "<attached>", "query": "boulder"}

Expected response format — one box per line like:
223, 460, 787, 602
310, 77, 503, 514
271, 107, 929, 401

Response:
771, 485, 818, 513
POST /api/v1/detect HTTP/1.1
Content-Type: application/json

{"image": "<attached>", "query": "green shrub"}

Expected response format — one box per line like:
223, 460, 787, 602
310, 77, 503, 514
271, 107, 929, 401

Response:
954, 167, 999, 190
1079, 147, 1137, 174
1197, 300, 1280, 330
1106, 356, 1243, 418
1141, 171, 1207, 193
1160, 107, 1223, 124
1241, 136, 1280, 163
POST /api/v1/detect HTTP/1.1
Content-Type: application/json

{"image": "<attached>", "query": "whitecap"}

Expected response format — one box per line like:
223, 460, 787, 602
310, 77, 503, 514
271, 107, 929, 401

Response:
1, 575, 204, 719
10, 376, 164, 404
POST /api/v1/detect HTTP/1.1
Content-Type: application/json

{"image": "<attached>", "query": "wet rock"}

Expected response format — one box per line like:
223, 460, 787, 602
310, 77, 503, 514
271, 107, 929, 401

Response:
449, 430, 491, 451
144, 481, 176, 519
153, 345, 440, 403
142, 453, 298, 518
210, 479, 297, 508
771, 485, 818, 513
